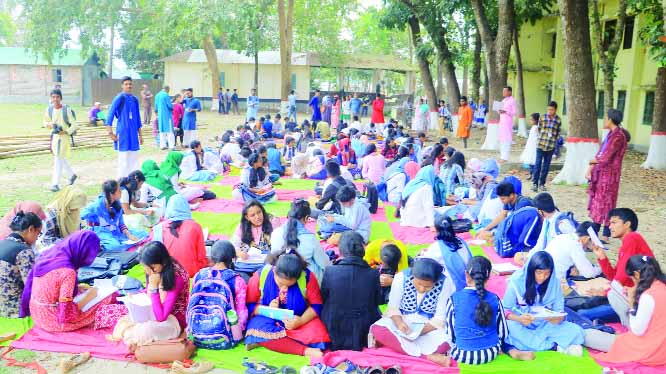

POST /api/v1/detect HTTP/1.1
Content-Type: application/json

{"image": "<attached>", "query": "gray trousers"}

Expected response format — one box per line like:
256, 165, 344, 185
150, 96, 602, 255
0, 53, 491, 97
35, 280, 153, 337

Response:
608, 285, 631, 326
584, 329, 616, 352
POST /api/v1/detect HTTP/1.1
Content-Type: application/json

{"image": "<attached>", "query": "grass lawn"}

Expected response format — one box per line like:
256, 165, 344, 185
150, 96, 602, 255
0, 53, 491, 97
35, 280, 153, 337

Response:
1, 103, 90, 135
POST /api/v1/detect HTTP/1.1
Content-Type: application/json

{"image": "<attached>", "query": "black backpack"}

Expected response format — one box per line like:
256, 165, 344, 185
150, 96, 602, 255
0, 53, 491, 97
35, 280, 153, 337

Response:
363, 181, 379, 214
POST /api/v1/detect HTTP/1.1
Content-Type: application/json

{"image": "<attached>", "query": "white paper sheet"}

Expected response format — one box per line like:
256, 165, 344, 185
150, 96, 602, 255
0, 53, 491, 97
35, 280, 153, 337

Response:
529, 306, 567, 319
73, 279, 118, 312
492, 100, 504, 112
587, 226, 608, 250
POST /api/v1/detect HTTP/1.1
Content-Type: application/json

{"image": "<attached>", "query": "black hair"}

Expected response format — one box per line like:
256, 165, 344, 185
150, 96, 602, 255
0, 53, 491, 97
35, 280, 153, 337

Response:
50, 89, 63, 98
423, 144, 444, 167
435, 216, 463, 250
313, 149, 324, 156
221, 134, 231, 144
247, 153, 267, 187
353, 115, 359, 121
504, 86, 512, 92
607, 108, 623, 126
284, 199, 310, 250
285, 136, 295, 145
257, 145, 267, 155
141, 241, 177, 291
548, 101, 558, 109
439, 137, 449, 145
266, 114, 271, 120
118, 170, 145, 205
102, 180, 121, 218
267, 142, 277, 149
608, 207, 638, 231
496, 181, 516, 197
533, 192, 556, 213
121, 76, 132, 83
290, 90, 295, 94
445, 151, 465, 170
418, 132, 426, 138
336, 185, 356, 203
626, 255, 666, 315
524, 251, 555, 305
339, 231, 365, 258
364, 143, 377, 156
211, 240, 236, 269
530, 113, 540, 123
9, 211, 42, 232
240, 147, 252, 159
268, 248, 308, 279
412, 258, 443, 282
576, 221, 596, 237
380, 244, 402, 273
240, 199, 273, 245
190, 140, 201, 150
461, 96, 468, 102
325, 160, 341, 178
394, 145, 410, 161
467, 256, 493, 327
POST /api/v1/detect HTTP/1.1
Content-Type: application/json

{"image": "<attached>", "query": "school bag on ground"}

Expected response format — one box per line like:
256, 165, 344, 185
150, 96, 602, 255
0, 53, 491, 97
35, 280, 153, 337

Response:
362, 181, 379, 214
554, 211, 579, 235
494, 206, 541, 258
186, 269, 242, 350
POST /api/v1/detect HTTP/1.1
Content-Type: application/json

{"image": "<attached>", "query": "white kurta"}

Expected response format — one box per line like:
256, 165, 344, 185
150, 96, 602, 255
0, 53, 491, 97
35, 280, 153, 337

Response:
400, 185, 434, 228
520, 126, 539, 165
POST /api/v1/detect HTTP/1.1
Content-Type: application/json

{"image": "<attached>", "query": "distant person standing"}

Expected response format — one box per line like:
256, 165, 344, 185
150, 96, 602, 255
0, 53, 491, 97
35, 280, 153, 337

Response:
44, 89, 78, 192
140, 84, 153, 125
155, 85, 175, 150
371, 93, 385, 128
106, 76, 143, 178
309, 89, 322, 123
217, 87, 225, 114
232, 89, 240, 115
350, 93, 362, 119
361, 95, 370, 118
246, 88, 260, 121
498, 86, 516, 162
225, 88, 232, 114
531, 101, 561, 192
182, 88, 201, 147
457, 96, 473, 149
288, 90, 297, 123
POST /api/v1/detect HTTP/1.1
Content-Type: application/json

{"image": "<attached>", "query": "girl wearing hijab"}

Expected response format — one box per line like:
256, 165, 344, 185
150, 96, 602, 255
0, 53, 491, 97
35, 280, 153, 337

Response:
140, 160, 178, 215
148, 195, 207, 278
0, 201, 45, 240
420, 215, 473, 292
21, 231, 114, 331
383, 153, 415, 205
503, 251, 585, 355
81, 180, 146, 251
439, 151, 467, 197
159, 151, 206, 203
399, 165, 438, 228
0, 212, 42, 317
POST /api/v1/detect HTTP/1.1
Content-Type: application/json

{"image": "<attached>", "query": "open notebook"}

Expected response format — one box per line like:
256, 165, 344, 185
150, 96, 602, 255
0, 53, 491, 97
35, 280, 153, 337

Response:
73, 279, 118, 312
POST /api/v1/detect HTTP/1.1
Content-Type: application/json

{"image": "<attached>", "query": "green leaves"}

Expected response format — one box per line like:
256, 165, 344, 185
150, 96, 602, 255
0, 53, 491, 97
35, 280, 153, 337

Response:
631, 0, 666, 66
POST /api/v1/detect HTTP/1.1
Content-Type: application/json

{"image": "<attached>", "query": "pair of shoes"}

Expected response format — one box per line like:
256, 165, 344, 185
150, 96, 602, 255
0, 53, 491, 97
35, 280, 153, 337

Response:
531, 185, 538, 192
539, 185, 548, 192
59, 352, 91, 373
69, 174, 78, 185
557, 344, 583, 357
50, 185, 60, 192
172, 361, 214, 374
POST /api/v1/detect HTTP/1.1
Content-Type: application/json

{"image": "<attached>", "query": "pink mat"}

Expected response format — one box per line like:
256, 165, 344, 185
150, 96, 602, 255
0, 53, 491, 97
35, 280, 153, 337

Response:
389, 223, 434, 244
219, 176, 241, 186
196, 199, 245, 213
277, 189, 317, 201
591, 359, 666, 374
11, 327, 131, 361
313, 347, 459, 374
209, 234, 230, 241
370, 206, 388, 222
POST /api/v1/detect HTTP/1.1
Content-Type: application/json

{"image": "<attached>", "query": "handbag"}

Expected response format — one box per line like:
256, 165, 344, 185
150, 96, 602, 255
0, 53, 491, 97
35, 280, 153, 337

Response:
451, 218, 473, 233
134, 333, 195, 364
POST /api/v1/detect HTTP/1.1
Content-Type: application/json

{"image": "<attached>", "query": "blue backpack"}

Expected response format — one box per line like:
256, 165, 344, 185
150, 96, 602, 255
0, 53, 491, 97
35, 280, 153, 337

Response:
554, 211, 579, 235
186, 269, 240, 350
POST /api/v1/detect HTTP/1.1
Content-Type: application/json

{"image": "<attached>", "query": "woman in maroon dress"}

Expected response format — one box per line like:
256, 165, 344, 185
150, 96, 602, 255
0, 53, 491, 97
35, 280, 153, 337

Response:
587, 109, 629, 241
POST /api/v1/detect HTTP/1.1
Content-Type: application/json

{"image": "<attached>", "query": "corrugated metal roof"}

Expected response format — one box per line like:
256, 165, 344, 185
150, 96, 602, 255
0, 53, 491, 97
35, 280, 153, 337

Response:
0, 47, 89, 66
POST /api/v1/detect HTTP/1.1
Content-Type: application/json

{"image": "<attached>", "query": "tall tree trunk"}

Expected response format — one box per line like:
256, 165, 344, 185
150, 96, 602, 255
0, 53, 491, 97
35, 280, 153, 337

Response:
407, 16, 437, 119
514, 25, 528, 137
442, 58, 460, 115
553, 0, 599, 185
642, 66, 666, 169
436, 61, 444, 99
471, 30, 482, 102
462, 66, 469, 97
471, 0, 515, 123
254, 49, 259, 92
202, 34, 221, 101
590, 0, 628, 112
278, 0, 294, 101
483, 64, 490, 105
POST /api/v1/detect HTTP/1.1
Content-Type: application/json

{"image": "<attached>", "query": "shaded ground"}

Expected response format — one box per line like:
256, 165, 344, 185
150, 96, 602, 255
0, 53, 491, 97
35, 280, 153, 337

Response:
1, 107, 665, 373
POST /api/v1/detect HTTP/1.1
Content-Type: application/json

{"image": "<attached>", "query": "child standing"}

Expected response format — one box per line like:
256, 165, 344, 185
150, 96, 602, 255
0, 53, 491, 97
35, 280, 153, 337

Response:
520, 113, 540, 180
446, 256, 535, 364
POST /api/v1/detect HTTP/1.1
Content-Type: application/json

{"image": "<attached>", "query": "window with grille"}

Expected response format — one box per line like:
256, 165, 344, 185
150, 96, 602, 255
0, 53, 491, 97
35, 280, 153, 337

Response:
643, 91, 655, 125
52, 69, 62, 83
616, 90, 627, 113
623, 17, 635, 50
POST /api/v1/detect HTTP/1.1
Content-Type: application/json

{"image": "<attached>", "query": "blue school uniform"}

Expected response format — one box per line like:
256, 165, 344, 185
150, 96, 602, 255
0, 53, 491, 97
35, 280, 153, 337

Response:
81, 195, 147, 251
246, 95, 259, 121
183, 97, 201, 131
155, 90, 173, 133
105, 93, 142, 151
267, 147, 284, 175
437, 239, 472, 292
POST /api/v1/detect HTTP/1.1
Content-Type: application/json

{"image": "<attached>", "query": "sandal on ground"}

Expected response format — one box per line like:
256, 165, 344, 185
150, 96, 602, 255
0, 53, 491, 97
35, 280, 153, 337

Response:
59, 352, 91, 374
172, 361, 215, 374
243, 357, 278, 374
280, 366, 297, 374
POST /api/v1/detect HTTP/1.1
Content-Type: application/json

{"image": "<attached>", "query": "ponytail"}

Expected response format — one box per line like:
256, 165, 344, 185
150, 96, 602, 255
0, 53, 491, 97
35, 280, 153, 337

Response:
284, 199, 311, 250
626, 255, 666, 315
467, 256, 493, 327
102, 180, 120, 219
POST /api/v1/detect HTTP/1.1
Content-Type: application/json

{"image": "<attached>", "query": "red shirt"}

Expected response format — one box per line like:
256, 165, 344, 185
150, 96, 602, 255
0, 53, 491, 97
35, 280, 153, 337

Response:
599, 231, 654, 287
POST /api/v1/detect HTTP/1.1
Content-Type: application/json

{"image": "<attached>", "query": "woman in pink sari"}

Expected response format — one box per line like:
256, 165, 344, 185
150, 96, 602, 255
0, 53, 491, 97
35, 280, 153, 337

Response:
587, 109, 629, 241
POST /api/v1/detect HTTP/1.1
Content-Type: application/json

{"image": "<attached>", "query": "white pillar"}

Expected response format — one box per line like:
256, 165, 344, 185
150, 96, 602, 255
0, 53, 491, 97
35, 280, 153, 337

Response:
641, 133, 666, 170
517, 117, 528, 138
481, 122, 500, 150
552, 139, 600, 185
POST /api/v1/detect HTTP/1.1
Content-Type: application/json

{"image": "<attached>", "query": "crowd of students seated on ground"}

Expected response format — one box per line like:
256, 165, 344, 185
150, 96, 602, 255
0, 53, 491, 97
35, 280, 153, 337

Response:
0, 115, 664, 369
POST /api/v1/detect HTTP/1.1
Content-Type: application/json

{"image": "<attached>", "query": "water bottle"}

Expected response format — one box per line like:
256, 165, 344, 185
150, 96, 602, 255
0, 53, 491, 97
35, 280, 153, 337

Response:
227, 309, 242, 341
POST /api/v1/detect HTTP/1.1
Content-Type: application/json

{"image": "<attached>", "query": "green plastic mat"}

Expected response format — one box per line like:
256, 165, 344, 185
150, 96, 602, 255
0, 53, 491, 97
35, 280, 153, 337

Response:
383, 205, 400, 223
469, 245, 487, 258
192, 212, 241, 236
229, 167, 242, 177
369, 221, 394, 242
208, 184, 234, 199
273, 178, 318, 191
405, 244, 429, 258
0, 317, 33, 346
195, 345, 309, 372
458, 350, 601, 374
263, 200, 293, 217
126, 264, 146, 285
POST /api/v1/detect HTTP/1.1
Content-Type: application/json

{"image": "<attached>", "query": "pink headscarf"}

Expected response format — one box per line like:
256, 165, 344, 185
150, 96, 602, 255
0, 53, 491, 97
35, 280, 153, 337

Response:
404, 161, 420, 180
0, 201, 46, 239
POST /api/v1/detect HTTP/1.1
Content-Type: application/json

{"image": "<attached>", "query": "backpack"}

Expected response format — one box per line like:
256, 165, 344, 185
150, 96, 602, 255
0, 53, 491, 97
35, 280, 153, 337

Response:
186, 270, 241, 350
48, 104, 76, 127
362, 181, 379, 214
554, 211, 579, 235
494, 206, 541, 258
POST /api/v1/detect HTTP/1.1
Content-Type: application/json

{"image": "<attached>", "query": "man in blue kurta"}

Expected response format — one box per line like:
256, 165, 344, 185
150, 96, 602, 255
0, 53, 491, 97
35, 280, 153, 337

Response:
246, 88, 259, 121
182, 88, 201, 148
309, 89, 322, 122
155, 85, 174, 150
106, 76, 143, 178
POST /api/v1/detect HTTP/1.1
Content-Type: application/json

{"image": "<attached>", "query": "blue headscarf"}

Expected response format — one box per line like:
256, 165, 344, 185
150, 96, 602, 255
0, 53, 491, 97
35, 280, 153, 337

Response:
164, 194, 192, 222
401, 165, 436, 200
481, 159, 500, 179
383, 156, 409, 180
502, 175, 522, 195
506, 252, 563, 312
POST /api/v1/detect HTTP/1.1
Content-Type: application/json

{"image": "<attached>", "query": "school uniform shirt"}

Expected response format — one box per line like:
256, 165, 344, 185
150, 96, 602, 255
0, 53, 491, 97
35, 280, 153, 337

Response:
106, 93, 142, 152
361, 153, 386, 184
531, 212, 576, 253
599, 232, 654, 287
182, 97, 201, 131
503, 195, 533, 214
262, 120, 273, 137
539, 233, 601, 280
331, 200, 372, 243
270, 223, 330, 283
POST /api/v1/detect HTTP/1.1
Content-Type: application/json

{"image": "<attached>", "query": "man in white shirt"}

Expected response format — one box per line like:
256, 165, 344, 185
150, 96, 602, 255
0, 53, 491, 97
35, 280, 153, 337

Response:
540, 221, 602, 280
531, 192, 577, 254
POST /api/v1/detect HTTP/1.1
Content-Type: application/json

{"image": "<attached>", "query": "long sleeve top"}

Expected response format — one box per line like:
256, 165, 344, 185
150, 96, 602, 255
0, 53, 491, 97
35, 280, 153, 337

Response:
361, 153, 386, 184
331, 200, 372, 243
270, 224, 330, 283
599, 232, 654, 287
541, 233, 601, 280
150, 272, 186, 327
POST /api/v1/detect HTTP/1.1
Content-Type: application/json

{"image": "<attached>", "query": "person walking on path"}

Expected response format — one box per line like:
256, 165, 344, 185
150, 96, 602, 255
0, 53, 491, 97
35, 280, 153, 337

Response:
44, 89, 78, 192
288, 90, 297, 123
531, 101, 562, 192
155, 85, 175, 150
246, 88, 260, 121
140, 84, 153, 125
106, 77, 143, 179
498, 86, 516, 163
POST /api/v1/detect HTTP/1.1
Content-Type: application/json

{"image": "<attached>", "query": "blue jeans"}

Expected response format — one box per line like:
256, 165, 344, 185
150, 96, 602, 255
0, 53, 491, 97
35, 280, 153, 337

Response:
226, 102, 231, 113
577, 304, 619, 323
288, 106, 297, 122
533, 148, 554, 186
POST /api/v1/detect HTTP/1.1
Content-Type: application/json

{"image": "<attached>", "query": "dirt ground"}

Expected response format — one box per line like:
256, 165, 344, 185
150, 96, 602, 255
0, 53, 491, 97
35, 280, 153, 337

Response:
1, 113, 665, 373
